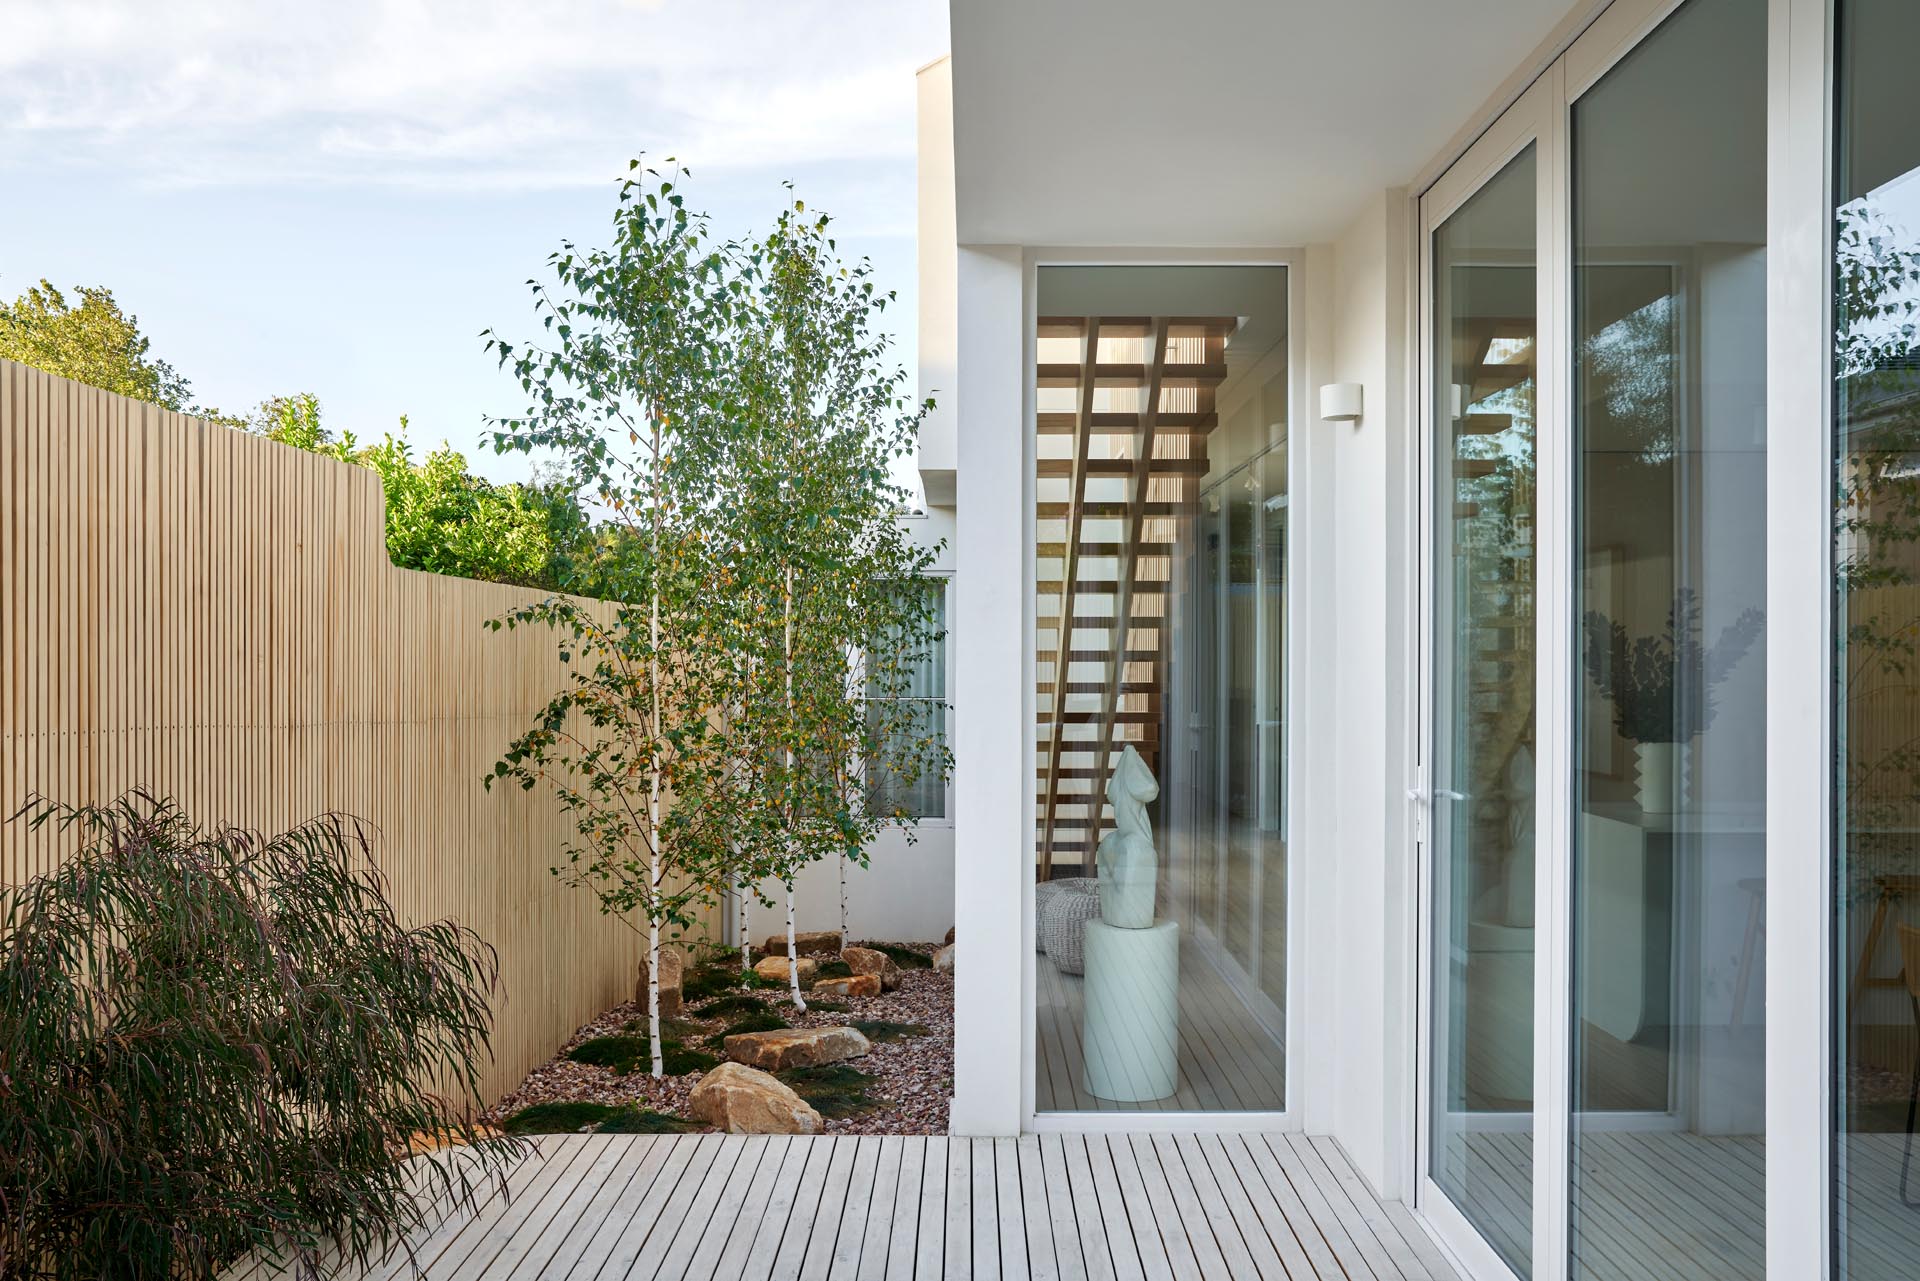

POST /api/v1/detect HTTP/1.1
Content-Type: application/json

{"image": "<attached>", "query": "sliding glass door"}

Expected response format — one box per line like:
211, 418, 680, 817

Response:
1428, 139, 1541, 1278
1569, 3, 1767, 1278
1421, 1, 1768, 1277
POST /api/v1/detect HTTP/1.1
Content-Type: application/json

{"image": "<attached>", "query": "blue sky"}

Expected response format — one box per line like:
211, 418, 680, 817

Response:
0, 0, 947, 484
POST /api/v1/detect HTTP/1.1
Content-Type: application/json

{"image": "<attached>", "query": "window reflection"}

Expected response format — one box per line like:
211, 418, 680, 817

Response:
1835, 1, 1920, 1272
1570, 0, 1767, 1276
1429, 145, 1538, 1278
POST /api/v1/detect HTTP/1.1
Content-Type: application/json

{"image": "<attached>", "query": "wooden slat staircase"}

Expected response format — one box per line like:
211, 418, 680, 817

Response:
1035, 315, 1235, 879
1450, 317, 1536, 845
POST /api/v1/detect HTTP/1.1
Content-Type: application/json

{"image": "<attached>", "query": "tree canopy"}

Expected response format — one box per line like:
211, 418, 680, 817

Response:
0, 279, 193, 410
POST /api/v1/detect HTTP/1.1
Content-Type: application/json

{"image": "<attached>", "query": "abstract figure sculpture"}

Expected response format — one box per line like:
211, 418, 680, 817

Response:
1096, 746, 1160, 928
1081, 744, 1179, 1101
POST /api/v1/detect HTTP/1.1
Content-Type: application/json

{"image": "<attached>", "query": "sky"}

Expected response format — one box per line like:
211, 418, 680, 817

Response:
0, 0, 948, 484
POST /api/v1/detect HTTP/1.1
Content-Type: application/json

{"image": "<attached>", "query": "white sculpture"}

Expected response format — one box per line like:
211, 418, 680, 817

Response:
1096, 745, 1160, 928
1082, 745, 1178, 1102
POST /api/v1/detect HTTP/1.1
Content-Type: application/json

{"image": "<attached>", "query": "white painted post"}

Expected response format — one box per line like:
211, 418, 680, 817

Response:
949, 245, 1027, 1136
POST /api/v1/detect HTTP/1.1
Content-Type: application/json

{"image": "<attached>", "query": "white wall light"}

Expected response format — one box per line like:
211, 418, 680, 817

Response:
1319, 382, 1364, 424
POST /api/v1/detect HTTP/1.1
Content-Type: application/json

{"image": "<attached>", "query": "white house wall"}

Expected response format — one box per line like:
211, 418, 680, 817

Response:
742, 507, 957, 950
1294, 192, 1419, 1199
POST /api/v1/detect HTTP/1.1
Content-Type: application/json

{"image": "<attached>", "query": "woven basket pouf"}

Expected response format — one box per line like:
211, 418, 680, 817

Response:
1041, 887, 1102, 975
1035, 877, 1097, 953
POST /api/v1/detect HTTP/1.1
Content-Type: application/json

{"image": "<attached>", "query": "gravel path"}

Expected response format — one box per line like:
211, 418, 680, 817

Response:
485, 941, 953, 1135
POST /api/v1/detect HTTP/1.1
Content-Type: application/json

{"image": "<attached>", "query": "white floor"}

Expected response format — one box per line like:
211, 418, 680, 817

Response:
230, 1132, 1459, 1280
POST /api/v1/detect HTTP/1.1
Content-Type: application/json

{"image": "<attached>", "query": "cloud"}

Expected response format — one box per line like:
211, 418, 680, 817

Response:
0, 0, 947, 191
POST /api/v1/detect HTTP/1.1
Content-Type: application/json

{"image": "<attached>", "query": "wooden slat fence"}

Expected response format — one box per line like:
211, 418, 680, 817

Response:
0, 358, 693, 1103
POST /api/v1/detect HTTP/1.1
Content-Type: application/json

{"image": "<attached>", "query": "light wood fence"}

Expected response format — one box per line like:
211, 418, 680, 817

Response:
0, 359, 698, 1104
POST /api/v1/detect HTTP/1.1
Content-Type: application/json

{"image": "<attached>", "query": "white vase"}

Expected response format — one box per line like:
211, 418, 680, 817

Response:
1633, 741, 1690, 813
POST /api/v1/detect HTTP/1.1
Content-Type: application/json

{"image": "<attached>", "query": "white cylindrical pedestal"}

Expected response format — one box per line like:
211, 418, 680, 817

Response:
1082, 919, 1179, 1102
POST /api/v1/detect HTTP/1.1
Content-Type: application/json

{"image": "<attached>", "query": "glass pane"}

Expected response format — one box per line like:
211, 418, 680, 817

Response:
1430, 143, 1538, 1278
1259, 448, 1289, 1011
867, 580, 947, 820
1835, 1, 1920, 1272
1570, 0, 1767, 1276
1032, 265, 1288, 1112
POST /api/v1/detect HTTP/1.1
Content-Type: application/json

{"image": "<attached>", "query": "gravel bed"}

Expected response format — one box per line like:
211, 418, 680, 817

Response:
485, 940, 952, 1136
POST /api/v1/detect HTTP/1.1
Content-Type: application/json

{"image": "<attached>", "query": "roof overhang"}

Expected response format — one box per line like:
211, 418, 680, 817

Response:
948, 0, 1587, 247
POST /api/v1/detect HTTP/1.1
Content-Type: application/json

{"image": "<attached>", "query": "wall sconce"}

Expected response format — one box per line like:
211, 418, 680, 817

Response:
1319, 382, 1364, 424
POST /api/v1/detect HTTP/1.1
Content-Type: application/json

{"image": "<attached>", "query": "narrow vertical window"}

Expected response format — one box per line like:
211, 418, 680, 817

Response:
866, 578, 948, 821
1031, 265, 1289, 1113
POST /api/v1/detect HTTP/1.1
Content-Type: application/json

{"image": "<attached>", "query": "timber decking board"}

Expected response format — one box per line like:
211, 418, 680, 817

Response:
228, 1132, 1455, 1280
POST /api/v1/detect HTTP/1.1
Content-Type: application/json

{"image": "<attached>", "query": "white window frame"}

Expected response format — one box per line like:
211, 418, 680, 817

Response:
1018, 247, 1311, 1135
860, 571, 955, 828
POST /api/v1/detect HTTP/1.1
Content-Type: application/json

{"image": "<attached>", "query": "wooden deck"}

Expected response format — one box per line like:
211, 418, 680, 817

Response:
1452, 1129, 1768, 1280
233, 1132, 1458, 1280
1036, 942, 1286, 1113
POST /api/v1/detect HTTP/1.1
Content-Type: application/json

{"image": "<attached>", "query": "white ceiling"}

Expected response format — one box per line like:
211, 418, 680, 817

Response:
948, 0, 1582, 247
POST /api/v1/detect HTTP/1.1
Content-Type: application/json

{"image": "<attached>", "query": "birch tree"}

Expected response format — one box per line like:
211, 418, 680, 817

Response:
715, 197, 951, 1009
483, 163, 742, 1076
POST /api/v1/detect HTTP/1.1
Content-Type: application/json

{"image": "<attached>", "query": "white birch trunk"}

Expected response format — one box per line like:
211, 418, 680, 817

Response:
784, 562, 806, 1012
646, 414, 665, 1077
738, 881, 750, 972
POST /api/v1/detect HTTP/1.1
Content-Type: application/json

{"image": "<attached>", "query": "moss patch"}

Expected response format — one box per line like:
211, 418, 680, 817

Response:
595, 1108, 702, 1135
814, 959, 854, 979
804, 998, 849, 1013
566, 1035, 651, 1075
500, 1100, 622, 1134
695, 994, 771, 1019
860, 943, 932, 970
851, 1019, 930, 1043
567, 1033, 716, 1077
708, 1012, 790, 1046
660, 1046, 721, 1074
621, 1016, 703, 1041
778, 1064, 884, 1118
683, 964, 763, 1003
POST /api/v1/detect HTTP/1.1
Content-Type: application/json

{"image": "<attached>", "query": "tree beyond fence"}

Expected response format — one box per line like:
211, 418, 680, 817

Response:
0, 357, 697, 1103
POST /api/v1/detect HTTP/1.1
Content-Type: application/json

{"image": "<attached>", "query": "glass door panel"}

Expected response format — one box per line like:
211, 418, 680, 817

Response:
1834, 1, 1920, 1272
1430, 143, 1539, 1278
1568, 0, 1767, 1276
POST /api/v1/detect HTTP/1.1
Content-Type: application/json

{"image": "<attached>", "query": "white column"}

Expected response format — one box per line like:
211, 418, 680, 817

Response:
1765, 0, 1831, 1274
950, 243, 1027, 1136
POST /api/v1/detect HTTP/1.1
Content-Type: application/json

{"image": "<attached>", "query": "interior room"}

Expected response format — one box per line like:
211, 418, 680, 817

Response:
1030, 264, 1291, 1114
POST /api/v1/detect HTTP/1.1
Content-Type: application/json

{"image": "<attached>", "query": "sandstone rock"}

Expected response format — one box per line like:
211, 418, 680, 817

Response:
814, 974, 881, 998
636, 943, 688, 1016
403, 1124, 500, 1156
689, 1062, 822, 1135
841, 946, 902, 991
944, 925, 955, 945
759, 930, 842, 956
724, 1025, 871, 1071
934, 943, 955, 973
753, 954, 817, 987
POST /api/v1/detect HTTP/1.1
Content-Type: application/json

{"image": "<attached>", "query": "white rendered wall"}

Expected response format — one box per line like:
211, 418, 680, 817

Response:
948, 244, 1028, 1137
1299, 191, 1418, 1199
741, 509, 956, 949
916, 57, 958, 507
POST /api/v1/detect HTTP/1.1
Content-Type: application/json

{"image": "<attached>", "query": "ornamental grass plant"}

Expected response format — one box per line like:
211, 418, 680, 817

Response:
0, 793, 521, 1280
